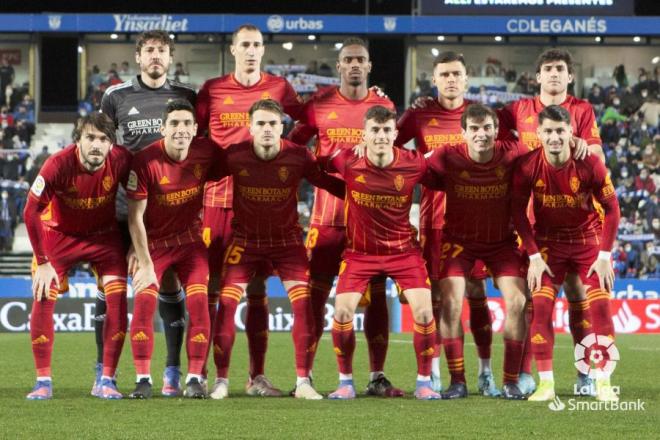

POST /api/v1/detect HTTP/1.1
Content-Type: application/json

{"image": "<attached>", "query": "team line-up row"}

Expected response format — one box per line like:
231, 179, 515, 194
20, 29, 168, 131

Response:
24, 27, 619, 403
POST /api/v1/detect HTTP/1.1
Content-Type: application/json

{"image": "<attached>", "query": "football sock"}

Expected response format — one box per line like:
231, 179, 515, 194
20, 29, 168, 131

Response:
332, 318, 355, 375
288, 284, 315, 377
184, 284, 210, 375
539, 371, 554, 382
214, 285, 243, 378
443, 336, 466, 384
531, 286, 557, 375
413, 319, 436, 376
520, 302, 534, 375
432, 299, 443, 363
130, 287, 159, 376
586, 287, 615, 340
503, 338, 524, 384
246, 294, 269, 378
30, 288, 58, 378
467, 297, 492, 361
478, 358, 492, 375
159, 289, 186, 368
364, 278, 389, 373
309, 278, 333, 345
568, 299, 593, 346
101, 280, 127, 378
94, 290, 106, 364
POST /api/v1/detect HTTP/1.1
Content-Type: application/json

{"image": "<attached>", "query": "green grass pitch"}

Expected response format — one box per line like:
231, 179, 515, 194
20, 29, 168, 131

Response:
1, 332, 657, 439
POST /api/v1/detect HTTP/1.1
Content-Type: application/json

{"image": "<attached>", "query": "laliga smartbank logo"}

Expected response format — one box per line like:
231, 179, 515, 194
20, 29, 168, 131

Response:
545, 334, 646, 412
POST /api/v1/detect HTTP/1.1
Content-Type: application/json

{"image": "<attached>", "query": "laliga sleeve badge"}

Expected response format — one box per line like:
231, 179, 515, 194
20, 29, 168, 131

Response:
31, 175, 46, 197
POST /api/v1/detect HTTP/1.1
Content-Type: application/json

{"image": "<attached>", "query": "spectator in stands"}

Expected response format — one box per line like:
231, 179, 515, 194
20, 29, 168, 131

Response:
652, 218, 660, 241
613, 64, 628, 88
612, 240, 627, 276
13, 104, 34, 124
119, 60, 132, 76
14, 120, 33, 146
107, 70, 122, 86
642, 143, 658, 171
305, 60, 318, 75
173, 62, 187, 81
623, 242, 640, 277
635, 167, 656, 194
0, 129, 11, 150
0, 105, 13, 128
0, 189, 17, 251
587, 84, 606, 113
0, 58, 14, 106
12, 177, 28, 223
639, 241, 659, 279
90, 65, 104, 89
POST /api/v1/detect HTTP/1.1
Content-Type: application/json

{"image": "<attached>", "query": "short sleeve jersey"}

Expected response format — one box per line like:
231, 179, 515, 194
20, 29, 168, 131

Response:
396, 99, 473, 230
329, 147, 427, 256
294, 88, 395, 228
126, 138, 222, 250
196, 72, 303, 209
497, 95, 601, 150
426, 140, 528, 243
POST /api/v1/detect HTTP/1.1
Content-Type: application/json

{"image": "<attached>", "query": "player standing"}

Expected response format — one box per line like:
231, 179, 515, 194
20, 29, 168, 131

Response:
511, 105, 620, 402
196, 24, 304, 397
425, 104, 529, 400
289, 37, 402, 397
325, 105, 439, 400
24, 114, 131, 400
125, 100, 221, 399
99, 30, 196, 396
396, 51, 497, 395
498, 49, 606, 395
210, 99, 344, 400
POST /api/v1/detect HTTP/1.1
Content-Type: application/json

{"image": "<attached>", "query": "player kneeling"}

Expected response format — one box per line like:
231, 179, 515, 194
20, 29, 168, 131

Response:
512, 105, 620, 402
326, 106, 440, 400
25, 114, 131, 400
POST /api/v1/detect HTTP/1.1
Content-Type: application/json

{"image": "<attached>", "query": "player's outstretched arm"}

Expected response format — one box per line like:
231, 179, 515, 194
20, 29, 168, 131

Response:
127, 198, 159, 292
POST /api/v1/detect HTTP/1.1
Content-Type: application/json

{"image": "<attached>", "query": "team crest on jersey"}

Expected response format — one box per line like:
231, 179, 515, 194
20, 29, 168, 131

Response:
278, 166, 289, 182
394, 174, 405, 191
570, 176, 580, 193
102, 176, 114, 192
31, 175, 46, 197
261, 91, 272, 100
193, 164, 203, 180
127, 171, 138, 191
494, 166, 505, 180
535, 179, 545, 189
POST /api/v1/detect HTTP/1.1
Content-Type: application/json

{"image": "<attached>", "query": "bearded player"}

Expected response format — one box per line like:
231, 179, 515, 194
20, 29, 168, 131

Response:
498, 48, 605, 395
396, 51, 497, 395
511, 105, 620, 403
24, 113, 131, 400
196, 24, 304, 396
100, 30, 196, 397
210, 99, 344, 400
289, 37, 401, 397
126, 100, 223, 399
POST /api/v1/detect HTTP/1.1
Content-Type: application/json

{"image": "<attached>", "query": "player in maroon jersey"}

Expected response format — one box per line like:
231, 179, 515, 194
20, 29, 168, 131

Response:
499, 49, 606, 395
325, 105, 440, 400
196, 24, 304, 396
126, 99, 224, 399
511, 105, 620, 403
289, 37, 403, 397
396, 51, 496, 395
425, 104, 530, 400
210, 99, 344, 400
24, 113, 131, 400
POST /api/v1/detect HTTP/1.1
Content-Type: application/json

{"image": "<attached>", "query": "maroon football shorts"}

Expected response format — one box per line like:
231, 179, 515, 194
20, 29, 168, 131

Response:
536, 239, 600, 288
437, 234, 527, 280
306, 224, 346, 277
422, 228, 488, 281
222, 241, 309, 285
150, 240, 209, 288
336, 249, 430, 295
